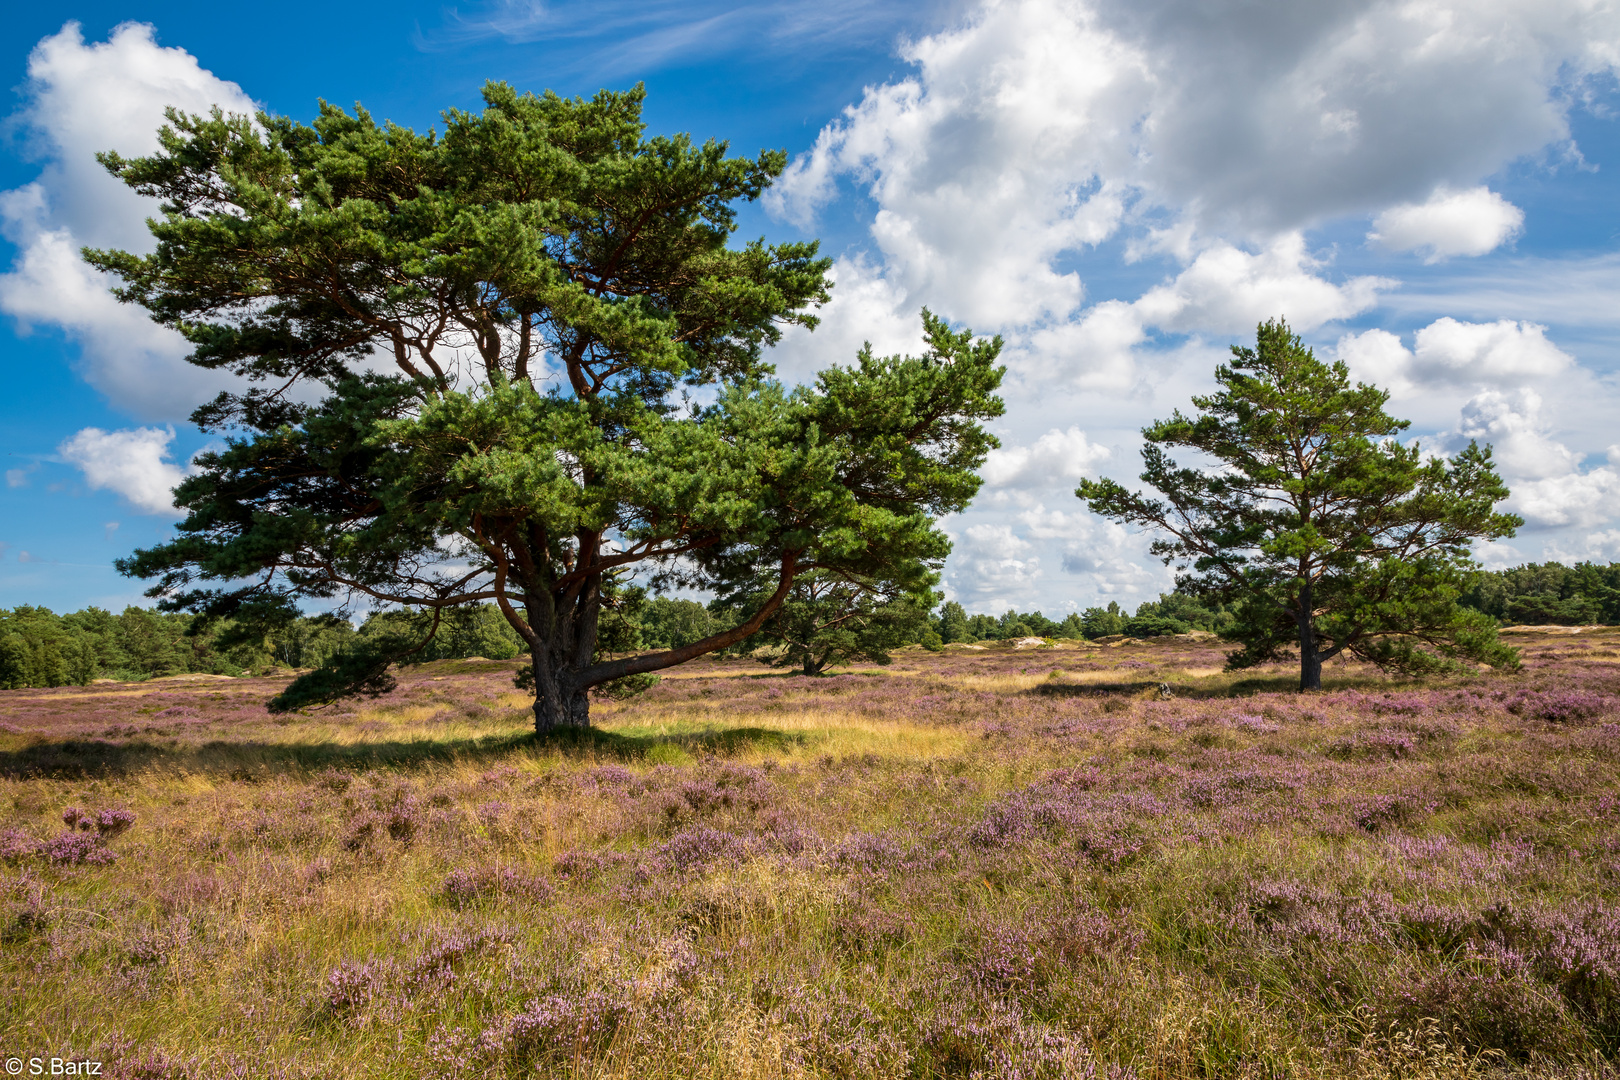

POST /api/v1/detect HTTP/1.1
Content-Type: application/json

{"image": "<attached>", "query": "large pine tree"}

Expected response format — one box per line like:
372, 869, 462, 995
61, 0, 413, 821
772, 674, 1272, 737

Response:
90, 83, 1004, 729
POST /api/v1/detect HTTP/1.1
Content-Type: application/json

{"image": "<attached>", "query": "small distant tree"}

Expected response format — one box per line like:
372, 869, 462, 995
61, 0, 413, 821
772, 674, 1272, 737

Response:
1077, 318, 1522, 691
641, 596, 717, 650
936, 601, 971, 643
1078, 603, 1125, 639
359, 604, 524, 662
718, 568, 934, 674
1121, 611, 1191, 639
964, 613, 1000, 641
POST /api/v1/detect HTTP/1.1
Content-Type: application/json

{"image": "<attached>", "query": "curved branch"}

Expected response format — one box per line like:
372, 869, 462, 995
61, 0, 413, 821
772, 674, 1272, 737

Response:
571, 553, 801, 686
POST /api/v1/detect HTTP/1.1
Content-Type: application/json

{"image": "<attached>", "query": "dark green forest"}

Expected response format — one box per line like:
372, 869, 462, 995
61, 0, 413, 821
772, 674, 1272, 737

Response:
4, 561, 1616, 689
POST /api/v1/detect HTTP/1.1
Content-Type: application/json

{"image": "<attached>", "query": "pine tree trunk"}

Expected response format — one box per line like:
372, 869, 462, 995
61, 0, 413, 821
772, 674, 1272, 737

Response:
529, 651, 590, 733
1297, 578, 1322, 692
1300, 647, 1322, 692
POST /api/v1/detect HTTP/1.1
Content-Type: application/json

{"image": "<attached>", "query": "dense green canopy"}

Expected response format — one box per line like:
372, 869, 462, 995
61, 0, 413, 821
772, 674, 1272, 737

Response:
89, 82, 1004, 729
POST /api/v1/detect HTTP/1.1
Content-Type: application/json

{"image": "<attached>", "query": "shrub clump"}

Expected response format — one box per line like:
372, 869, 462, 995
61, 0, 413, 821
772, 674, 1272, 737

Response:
1504, 690, 1612, 724
440, 865, 551, 908
2, 806, 136, 865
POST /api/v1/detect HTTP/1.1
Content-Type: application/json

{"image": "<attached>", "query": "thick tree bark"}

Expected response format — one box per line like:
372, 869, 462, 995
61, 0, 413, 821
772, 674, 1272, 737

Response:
529, 651, 590, 732
1297, 578, 1322, 691
1300, 644, 1323, 692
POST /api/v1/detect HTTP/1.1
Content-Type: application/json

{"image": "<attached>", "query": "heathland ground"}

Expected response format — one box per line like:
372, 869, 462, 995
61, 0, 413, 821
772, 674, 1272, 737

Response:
1, 628, 1617, 1078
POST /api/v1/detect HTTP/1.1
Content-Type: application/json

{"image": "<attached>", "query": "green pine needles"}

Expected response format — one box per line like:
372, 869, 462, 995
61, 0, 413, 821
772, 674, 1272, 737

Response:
89, 83, 1005, 730
1077, 318, 1523, 691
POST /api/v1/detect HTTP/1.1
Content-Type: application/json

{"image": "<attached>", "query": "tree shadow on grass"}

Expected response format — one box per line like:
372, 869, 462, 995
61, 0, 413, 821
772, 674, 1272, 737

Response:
540, 724, 808, 760
0, 724, 809, 780
1030, 673, 1414, 700
1030, 680, 1219, 700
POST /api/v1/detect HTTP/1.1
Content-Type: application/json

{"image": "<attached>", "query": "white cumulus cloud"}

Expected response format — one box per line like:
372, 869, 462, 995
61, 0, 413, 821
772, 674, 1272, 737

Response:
982, 426, 1111, 489
1370, 186, 1525, 261
943, 522, 1043, 606
0, 22, 256, 421
771, 0, 1620, 334
1337, 317, 1574, 398
1131, 234, 1390, 336
766, 257, 927, 384
1452, 390, 1620, 528
58, 426, 189, 515
1018, 233, 1388, 390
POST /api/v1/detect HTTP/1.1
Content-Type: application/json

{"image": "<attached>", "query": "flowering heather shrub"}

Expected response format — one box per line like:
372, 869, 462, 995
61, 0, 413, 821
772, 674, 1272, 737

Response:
312, 767, 351, 792
0, 827, 38, 862
324, 960, 386, 1016
828, 830, 909, 875
1326, 729, 1417, 760
1497, 901, 1620, 1023
958, 919, 1060, 996
155, 872, 223, 913
921, 997, 1115, 1080
648, 825, 751, 874
1352, 793, 1438, 833
759, 811, 818, 855
1180, 768, 1293, 807
487, 988, 630, 1067
1506, 689, 1614, 724
1244, 878, 1361, 944
578, 764, 637, 790
551, 848, 631, 880
1377, 955, 1585, 1059
760, 972, 913, 1075
971, 776, 1166, 868
40, 828, 117, 865
340, 815, 377, 852
96, 807, 137, 835
440, 864, 551, 908
477, 765, 523, 787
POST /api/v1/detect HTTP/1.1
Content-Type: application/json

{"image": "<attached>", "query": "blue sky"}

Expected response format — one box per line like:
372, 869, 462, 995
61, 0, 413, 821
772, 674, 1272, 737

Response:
4, 0, 1620, 617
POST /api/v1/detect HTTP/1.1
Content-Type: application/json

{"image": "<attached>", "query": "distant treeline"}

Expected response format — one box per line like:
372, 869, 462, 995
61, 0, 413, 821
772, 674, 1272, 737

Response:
1459, 561, 1620, 626
606, 590, 1236, 653
0, 604, 529, 690
4, 561, 1614, 689
0, 596, 744, 690
932, 593, 1234, 644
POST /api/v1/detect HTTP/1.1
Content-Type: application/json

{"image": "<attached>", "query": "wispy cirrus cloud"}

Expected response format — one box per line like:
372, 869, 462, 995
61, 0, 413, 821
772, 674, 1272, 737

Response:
417, 0, 923, 73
